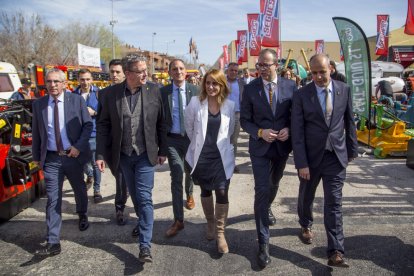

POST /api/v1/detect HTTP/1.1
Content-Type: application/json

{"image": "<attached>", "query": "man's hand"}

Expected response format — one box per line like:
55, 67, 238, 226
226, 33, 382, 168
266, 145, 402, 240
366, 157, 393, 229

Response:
298, 167, 310, 180
275, 127, 289, 142
157, 156, 166, 165
96, 160, 105, 172
87, 107, 96, 116
67, 146, 80, 158
262, 129, 279, 143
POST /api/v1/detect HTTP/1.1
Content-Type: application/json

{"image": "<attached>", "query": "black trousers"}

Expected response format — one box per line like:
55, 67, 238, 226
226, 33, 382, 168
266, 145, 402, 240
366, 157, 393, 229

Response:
297, 150, 346, 257
250, 143, 288, 244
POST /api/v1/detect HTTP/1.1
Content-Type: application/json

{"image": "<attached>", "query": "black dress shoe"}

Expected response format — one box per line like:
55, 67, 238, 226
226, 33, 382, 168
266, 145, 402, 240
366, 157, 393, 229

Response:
132, 225, 139, 237
268, 208, 276, 226
79, 214, 89, 231
139, 247, 153, 263
35, 243, 61, 256
116, 210, 127, 226
257, 243, 271, 268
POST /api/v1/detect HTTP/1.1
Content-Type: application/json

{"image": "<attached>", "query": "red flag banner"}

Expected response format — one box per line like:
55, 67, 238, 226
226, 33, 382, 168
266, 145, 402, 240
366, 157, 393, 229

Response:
375, 15, 389, 56
247, 13, 261, 56
315, 40, 324, 54
237, 30, 248, 64
405, 0, 414, 34
235, 40, 241, 65
222, 45, 229, 65
219, 57, 224, 70
259, 0, 280, 47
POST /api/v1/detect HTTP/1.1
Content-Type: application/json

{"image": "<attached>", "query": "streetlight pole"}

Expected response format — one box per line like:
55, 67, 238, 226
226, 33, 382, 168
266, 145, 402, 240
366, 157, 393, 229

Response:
152, 32, 156, 74
166, 39, 175, 56
109, 0, 118, 59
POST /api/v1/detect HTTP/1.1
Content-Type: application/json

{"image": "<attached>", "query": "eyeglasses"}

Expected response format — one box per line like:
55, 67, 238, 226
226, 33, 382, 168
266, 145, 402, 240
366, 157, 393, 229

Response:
255, 63, 275, 69
46, 80, 63, 84
128, 69, 147, 75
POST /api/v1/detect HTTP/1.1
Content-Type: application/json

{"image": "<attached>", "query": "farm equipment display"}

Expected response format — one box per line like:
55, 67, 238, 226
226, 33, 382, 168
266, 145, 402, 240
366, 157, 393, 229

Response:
0, 99, 44, 220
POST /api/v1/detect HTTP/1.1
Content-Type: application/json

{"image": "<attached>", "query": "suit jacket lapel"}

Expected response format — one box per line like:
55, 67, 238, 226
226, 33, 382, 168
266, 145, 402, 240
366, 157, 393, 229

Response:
200, 99, 208, 139
309, 83, 326, 122
41, 96, 49, 134
259, 78, 275, 117
115, 83, 124, 126
331, 81, 340, 122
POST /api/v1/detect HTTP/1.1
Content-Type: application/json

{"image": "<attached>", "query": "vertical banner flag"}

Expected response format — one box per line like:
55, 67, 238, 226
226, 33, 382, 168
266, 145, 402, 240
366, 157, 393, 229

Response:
259, 0, 280, 47
247, 13, 261, 56
77, 43, 101, 67
315, 40, 325, 54
237, 30, 248, 64
375, 15, 389, 56
223, 45, 229, 66
235, 40, 241, 65
333, 17, 372, 119
219, 57, 224, 70
405, 0, 414, 34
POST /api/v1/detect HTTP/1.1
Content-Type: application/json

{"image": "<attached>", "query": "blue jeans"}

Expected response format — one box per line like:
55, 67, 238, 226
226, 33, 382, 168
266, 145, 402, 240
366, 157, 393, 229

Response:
84, 138, 101, 192
119, 151, 155, 249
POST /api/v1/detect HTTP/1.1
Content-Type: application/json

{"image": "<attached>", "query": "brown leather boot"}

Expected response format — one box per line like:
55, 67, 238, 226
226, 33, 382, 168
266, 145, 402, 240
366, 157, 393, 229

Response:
215, 203, 229, 253
201, 196, 215, 240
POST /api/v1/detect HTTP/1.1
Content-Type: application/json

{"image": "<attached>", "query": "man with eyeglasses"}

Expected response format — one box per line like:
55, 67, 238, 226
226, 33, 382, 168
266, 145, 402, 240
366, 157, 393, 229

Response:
96, 54, 167, 263
240, 48, 297, 268
32, 68, 93, 256
73, 69, 102, 203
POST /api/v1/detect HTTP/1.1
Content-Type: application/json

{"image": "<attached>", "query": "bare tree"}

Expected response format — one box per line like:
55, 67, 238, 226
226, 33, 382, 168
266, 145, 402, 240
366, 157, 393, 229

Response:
0, 11, 58, 74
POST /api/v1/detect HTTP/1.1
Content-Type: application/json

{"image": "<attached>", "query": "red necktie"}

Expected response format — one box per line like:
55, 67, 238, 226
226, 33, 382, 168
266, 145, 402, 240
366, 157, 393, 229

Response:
54, 98, 64, 152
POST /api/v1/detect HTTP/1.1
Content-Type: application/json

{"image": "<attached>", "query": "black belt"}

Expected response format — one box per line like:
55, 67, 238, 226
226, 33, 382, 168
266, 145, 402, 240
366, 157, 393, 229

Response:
167, 133, 185, 138
48, 149, 71, 156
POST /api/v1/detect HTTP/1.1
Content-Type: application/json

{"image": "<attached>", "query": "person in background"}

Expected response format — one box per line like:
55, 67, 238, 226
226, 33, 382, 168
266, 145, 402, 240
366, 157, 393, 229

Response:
226, 62, 244, 173
291, 54, 358, 268
240, 49, 297, 268
161, 59, 199, 238
10, 78, 35, 100
187, 75, 198, 86
241, 68, 255, 85
184, 69, 235, 254
329, 60, 347, 83
99, 59, 131, 226
280, 68, 292, 80
32, 68, 92, 256
73, 69, 102, 203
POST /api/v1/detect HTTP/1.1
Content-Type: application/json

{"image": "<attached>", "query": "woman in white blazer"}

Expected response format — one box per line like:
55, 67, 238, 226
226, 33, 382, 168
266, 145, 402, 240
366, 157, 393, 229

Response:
184, 69, 235, 254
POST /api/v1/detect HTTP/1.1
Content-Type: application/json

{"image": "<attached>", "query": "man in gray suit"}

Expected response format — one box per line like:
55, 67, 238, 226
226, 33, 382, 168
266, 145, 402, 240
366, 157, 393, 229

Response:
161, 59, 199, 237
32, 68, 93, 256
96, 54, 168, 263
291, 54, 358, 267
240, 49, 297, 268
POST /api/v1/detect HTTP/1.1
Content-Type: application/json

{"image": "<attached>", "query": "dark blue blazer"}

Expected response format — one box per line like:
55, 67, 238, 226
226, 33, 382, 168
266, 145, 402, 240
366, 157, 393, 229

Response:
291, 80, 358, 169
240, 77, 297, 157
160, 82, 199, 134
32, 92, 93, 169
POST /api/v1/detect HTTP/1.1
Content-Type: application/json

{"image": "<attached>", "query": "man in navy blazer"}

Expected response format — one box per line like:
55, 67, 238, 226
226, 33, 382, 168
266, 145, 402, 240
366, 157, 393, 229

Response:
291, 54, 358, 267
161, 59, 199, 238
240, 49, 297, 268
32, 68, 93, 256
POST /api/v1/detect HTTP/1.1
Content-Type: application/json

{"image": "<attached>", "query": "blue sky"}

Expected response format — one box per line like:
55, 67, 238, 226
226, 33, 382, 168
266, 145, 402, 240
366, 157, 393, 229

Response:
2, 0, 408, 65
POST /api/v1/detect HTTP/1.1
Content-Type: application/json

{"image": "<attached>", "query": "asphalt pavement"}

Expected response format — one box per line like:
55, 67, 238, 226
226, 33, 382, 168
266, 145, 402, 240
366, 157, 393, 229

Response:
1, 131, 414, 275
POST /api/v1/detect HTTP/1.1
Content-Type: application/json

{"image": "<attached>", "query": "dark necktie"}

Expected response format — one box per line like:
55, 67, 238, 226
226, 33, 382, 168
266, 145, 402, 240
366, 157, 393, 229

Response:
177, 88, 185, 136
54, 98, 64, 152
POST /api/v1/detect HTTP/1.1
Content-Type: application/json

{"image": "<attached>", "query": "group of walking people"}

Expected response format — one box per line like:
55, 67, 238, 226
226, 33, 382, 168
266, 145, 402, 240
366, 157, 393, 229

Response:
31, 48, 358, 269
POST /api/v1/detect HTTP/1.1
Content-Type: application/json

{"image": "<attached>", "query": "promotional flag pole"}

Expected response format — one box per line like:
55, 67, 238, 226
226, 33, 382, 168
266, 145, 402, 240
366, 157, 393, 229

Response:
333, 17, 373, 148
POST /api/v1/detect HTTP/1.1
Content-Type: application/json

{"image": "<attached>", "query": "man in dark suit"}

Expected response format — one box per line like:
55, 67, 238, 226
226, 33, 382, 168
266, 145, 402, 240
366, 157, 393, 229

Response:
96, 54, 167, 263
291, 54, 358, 267
32, 68, 93, 256
161, 59, 199, 237
240, 48, 297, 268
